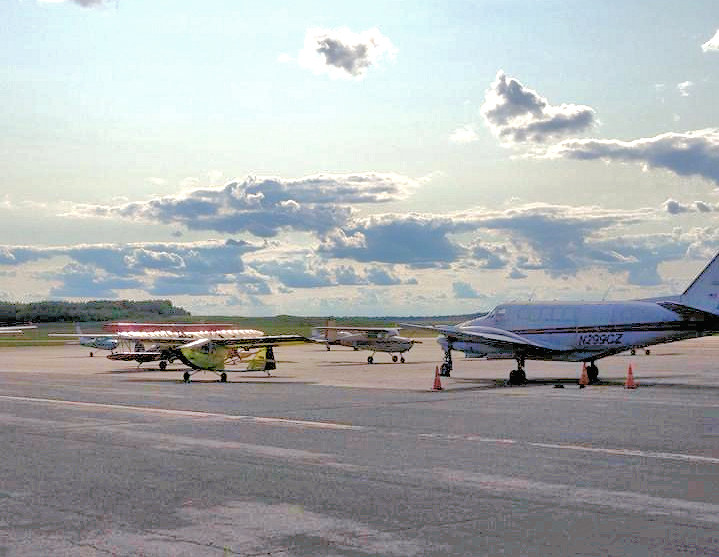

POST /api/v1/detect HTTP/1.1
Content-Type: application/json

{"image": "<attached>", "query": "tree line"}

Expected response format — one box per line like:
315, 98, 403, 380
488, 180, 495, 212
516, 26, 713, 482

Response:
0, 300, 190, 325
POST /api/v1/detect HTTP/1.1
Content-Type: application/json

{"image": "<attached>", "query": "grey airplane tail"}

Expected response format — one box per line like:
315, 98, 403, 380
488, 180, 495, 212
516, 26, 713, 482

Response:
679, 251, 719, 316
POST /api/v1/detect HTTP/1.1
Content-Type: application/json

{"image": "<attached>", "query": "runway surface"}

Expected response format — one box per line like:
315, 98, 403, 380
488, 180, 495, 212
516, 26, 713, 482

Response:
1, 340, 718, 555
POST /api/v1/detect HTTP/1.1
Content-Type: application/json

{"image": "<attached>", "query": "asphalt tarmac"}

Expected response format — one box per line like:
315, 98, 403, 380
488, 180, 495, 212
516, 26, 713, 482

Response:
1, 339, 718, 555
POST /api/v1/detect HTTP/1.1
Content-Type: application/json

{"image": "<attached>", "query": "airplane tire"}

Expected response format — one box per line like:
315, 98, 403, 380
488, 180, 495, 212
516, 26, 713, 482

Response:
392, 355, 398, 363
220, 372, 227, 383
367, 356, 374, 364
645, 349, 651, 355
440, 363, 451, 377
586, 364, 599, 384
183, 371, 190, 383
400, 357, 405, 363
159, 360, 167, 371
630, 348, 636, 356
508, 369, 526, 385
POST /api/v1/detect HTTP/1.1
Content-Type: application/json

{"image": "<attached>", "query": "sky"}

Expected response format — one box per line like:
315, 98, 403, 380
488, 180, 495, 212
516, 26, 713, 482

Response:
1, 0, 719, 316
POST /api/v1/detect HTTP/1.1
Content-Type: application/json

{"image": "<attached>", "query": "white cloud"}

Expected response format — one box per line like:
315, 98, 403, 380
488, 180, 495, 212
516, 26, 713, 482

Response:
701, 29, 719, 52
449, 125, 479, 144
297, 27, 396, 80
543, 128, 719, 185
677, 81, 694, 97
480, 71, 596, 145
66, 173, 422, 237
452, 281, 483, 298
38, 0, 108, 7
662, 198, 718, 214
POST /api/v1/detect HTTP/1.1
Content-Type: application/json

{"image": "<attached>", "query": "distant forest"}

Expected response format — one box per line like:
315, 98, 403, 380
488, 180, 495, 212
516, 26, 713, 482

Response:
0, 300, 190, 325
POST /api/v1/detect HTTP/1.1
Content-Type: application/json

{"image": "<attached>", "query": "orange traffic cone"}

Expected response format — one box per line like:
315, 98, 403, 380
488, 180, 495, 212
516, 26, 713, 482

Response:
625, 364, 637, 389
432, 366, 443, 391
579, 363, 589, 388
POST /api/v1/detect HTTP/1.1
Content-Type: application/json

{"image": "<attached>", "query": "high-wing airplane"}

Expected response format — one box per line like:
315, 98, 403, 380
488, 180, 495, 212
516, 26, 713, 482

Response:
50, 324, 119, 355
52, 327, 307, 382
311, 321, 419, 363
402, 250, 719, 385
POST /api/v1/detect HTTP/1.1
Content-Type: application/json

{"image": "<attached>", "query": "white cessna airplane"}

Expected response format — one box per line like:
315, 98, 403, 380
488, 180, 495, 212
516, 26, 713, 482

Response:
311, 321, 419, 363
403, 251, 719, 385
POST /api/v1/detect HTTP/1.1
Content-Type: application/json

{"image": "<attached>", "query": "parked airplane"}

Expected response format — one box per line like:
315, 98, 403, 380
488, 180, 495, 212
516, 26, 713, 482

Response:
50, 324, 118, 355
311, 321, 419, 363
402, 251, 719, 385
51, 326, 307, 382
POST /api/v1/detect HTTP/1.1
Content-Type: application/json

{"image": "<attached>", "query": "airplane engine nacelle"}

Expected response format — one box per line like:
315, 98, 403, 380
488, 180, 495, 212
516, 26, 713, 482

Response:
178, 344, 229, 371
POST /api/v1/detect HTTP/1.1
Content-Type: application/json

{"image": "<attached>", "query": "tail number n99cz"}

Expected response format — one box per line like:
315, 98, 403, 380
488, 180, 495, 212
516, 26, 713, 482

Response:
579, 333, 623, 346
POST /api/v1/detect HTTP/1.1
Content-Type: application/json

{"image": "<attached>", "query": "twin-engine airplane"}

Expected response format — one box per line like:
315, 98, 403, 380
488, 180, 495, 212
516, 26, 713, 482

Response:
52, 326, 307, 383
403, 250, 719, 385
311, 321, 419, 363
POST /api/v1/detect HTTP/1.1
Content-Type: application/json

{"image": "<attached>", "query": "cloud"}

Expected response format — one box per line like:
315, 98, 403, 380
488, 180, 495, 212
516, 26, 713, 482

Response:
39, 0, 108, 7
480, 71, 596, 145
67, 173, 421, 237
543, 128, 719, 185
1, 239, 266, 299
449, 125, 479, 144
677, 81, 694, 97
701, 29, 719, 52
297, 27, 396, 79
452, 281, 483, 298
318, 203, 656, 280
662, 198, 718, 214
318, 213, 472, 267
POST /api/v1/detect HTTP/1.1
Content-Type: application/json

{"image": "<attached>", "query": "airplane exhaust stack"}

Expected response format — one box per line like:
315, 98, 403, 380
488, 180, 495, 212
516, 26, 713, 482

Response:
625, 364, 638, 389
432, 366, 443, 391
579, 363, 589, 388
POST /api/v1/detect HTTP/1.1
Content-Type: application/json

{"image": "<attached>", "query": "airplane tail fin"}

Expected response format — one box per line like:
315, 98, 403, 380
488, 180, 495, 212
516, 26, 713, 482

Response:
246, 348, 267, 371
326, 319, 337, 342
680, 251, 719, 316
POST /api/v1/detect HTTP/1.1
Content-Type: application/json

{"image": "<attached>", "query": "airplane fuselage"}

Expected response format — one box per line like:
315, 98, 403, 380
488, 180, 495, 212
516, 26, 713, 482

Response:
441, 300, 711, 362
330, 331, 414, 354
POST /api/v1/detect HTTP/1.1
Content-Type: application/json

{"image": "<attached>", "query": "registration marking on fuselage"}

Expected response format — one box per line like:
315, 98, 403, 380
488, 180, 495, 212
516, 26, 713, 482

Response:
0, 394, 362, 430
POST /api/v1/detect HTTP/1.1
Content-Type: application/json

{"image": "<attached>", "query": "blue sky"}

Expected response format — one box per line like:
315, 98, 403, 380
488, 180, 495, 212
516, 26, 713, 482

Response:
1, 0, 719, 315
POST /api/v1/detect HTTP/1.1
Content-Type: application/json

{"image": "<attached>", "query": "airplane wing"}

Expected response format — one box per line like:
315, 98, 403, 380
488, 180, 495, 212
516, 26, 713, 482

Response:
180, 334, 308, 348
49, 333, 117, 338
0, 325, 36, 334
107, 352, 163, 362
313, 326, 399, 332
399, 323, 564, 354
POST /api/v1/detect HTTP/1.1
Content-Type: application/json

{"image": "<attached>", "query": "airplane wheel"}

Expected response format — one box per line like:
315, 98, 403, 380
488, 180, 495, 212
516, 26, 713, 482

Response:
159, 360, 167, 371
367, 356, 374, 364
183, 371, 190, 383
220, 372, 227, 383
508, 369, 526, 385
326, 346, 331, 351
586, 364, 599, 384
630, 348, 636, 356
400, 357, 405, 363
440, 363, 451, 377
645, 349, 651, 355
89, 352, 93, 358
392, 355, 398, 363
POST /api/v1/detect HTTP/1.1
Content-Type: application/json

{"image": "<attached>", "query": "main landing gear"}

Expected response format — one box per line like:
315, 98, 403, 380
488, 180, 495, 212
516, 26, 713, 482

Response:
585, 362, 599, 384
367, 353, 406, 364
440, 348, 453, 377
508, 356, 527, 385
